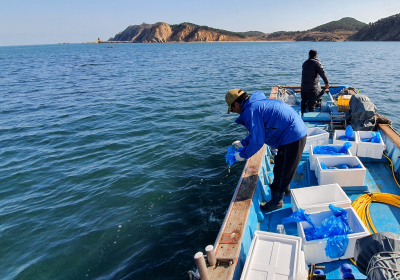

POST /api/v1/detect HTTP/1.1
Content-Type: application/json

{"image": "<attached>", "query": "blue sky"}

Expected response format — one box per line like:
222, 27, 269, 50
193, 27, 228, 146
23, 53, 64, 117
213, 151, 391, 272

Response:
1, 0, 399, 46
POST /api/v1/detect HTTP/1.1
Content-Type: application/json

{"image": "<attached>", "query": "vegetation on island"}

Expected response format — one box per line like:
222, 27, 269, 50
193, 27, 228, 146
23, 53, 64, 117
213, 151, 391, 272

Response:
100, 14, 400, 43
170, 22, 246, 38
347, 14, 400, 41
311, 17, 367, 32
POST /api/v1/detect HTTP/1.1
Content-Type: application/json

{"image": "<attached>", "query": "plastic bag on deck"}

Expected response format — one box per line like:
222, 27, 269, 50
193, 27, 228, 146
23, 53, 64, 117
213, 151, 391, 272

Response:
313, 142, 352, 155
225, 145, 243, 167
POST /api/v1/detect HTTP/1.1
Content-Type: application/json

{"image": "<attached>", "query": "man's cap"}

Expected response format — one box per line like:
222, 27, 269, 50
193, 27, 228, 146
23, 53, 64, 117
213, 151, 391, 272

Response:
225, 89, 244, 114
309, 49, 317, 58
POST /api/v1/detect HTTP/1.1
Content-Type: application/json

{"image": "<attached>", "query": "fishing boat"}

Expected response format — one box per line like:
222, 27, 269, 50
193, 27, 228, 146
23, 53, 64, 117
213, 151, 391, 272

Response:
189, 85, 400, 280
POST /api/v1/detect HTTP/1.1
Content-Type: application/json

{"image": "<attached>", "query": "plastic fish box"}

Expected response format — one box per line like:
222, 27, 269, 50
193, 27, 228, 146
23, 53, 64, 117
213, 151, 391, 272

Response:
315, 156, 366, 187
304, 127, 329, 152
240, 231, 301, 280
333, 130, 359, 155
357, 131, 385, 159
291, 184, 351, 214
297, 207, 370, 265
309, 144, 353, 171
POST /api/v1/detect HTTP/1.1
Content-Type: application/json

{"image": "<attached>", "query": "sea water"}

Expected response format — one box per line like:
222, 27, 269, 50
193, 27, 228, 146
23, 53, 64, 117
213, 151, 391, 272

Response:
1, 42, 399, 280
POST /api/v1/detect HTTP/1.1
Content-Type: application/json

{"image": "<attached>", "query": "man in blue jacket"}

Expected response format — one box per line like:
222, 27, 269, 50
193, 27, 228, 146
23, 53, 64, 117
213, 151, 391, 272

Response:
225, 89, 307, 211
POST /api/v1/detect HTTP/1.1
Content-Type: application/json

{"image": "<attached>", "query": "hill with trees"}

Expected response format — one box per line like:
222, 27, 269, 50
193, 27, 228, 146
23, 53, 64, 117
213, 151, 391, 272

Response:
347, 14, 400, 41
311, 17, 367, 32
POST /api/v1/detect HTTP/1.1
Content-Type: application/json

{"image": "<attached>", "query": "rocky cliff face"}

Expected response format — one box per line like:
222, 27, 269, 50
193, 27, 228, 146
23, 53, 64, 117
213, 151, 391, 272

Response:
109, 22, 246, 43
347, 14, 400, 41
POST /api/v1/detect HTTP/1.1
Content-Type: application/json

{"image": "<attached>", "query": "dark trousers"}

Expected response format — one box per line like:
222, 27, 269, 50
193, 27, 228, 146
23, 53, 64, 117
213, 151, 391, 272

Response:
301, 89, 318, 114
270, 135, 307, 193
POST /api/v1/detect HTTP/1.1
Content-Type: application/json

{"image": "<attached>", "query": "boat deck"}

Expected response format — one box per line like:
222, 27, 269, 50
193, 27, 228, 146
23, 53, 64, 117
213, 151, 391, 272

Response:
260, 92, 400, 279
261, 154, 400, 279
207, 86, 400, 280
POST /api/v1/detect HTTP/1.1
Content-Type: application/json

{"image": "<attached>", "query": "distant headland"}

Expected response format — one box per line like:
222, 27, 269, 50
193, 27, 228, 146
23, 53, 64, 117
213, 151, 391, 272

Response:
90, 13, 400, 44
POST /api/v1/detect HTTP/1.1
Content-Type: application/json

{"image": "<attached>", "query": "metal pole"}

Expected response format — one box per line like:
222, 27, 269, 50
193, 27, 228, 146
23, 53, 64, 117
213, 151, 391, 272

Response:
205, 245, 216, 267
194, 252, 208, 280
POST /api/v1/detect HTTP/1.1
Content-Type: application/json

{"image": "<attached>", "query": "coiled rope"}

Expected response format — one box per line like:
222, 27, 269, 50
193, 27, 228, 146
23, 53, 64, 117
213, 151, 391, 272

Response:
349, 153, 400, 266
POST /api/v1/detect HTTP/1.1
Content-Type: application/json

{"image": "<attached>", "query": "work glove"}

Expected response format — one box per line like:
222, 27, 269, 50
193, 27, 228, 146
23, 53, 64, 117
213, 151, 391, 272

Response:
234, 152, 245, 162
232, 140, 243, 149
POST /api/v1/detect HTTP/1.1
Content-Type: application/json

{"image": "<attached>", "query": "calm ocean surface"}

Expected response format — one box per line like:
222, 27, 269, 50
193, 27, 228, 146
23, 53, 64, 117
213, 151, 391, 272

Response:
1, 42, 400, 280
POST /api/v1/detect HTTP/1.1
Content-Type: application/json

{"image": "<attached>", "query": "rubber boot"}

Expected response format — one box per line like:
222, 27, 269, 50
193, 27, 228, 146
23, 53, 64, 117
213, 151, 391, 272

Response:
260, 191, 284, 212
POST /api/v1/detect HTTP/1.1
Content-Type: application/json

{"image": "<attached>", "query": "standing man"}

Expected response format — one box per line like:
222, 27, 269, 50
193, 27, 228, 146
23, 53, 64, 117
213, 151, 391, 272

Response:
225, 89, 307, 211
301, 49, 330, 115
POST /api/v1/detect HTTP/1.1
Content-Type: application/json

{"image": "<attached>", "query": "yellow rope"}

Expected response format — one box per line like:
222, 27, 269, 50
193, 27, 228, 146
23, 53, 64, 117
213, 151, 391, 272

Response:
383, 153, 400, 188
349, 153, 400, 266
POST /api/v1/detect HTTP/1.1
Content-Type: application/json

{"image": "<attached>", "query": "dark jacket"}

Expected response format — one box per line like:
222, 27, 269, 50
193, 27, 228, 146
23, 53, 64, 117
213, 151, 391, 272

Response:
301, 58, 329, 91
235, 91, 307, 158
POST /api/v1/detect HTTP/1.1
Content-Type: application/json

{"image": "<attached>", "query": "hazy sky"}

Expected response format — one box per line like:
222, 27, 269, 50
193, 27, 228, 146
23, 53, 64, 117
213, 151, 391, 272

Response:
1, 0, 399, 46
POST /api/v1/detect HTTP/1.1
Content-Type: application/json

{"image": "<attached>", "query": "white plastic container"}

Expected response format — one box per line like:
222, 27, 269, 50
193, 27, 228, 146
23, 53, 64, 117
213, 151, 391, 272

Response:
315, 156, 366, 187
333, 130, 359, 155
309, 144, 353, 171
357, 131, 385, 159
240, 231, 301, 280
291, 184, 351, 214
304, 127, 329, 152
297, 207, 370, 264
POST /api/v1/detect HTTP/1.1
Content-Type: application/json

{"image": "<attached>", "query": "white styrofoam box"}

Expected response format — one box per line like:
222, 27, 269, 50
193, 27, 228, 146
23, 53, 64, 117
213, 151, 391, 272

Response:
297, 207, 370, 265
333, 130, 359, 155
304, 127, 329, 152
357, 131, 385, 159
241, 231, 301, 280
291, 184, 351, 214
297, 251, 309, 280
309, 144, 353, 171
315, 156, 366, 187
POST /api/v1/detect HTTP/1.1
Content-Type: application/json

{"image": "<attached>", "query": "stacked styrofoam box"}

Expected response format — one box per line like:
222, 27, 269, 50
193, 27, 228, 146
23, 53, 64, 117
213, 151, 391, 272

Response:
357, 131, 385, 159
309, 144, 353, 171
315, 156, 366, 187
333, 130, 359, 155
297, 207, 370, 264
304, 127, 329, 152
240, 231, 302, 280
291, 184, 351, 214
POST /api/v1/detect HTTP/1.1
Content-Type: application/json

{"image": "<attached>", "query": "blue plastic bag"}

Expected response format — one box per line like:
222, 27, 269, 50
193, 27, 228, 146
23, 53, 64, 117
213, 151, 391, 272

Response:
225, 145, 237, 166
282, 208, 316, 228
345, 125, 354, 139
225, 146, 244, 167
325, 235, 349, 258
283, 205, 353, 257
313, 142, 352, 155
321, 163, 362, 169
338, 126, 355, 141
338, 142, 352, 153
361, 132, 381, 144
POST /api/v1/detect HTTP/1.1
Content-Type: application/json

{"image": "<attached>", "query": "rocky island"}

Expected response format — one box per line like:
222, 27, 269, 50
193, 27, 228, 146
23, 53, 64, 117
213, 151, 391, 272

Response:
94, 13, 400, 44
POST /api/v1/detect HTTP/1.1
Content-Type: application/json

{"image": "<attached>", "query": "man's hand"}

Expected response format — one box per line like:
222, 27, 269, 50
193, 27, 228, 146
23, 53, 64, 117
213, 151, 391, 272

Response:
324, 84, 330, 90
232, 140, 243, 148
234, 152, 245, 161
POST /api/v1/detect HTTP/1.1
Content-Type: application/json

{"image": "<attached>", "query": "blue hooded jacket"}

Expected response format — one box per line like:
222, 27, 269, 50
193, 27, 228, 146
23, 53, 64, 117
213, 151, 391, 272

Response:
235, 91, 307, 159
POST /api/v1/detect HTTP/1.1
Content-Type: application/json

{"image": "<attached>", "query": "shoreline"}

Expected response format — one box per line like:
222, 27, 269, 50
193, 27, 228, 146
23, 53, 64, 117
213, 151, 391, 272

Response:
92, 40, 346, 44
